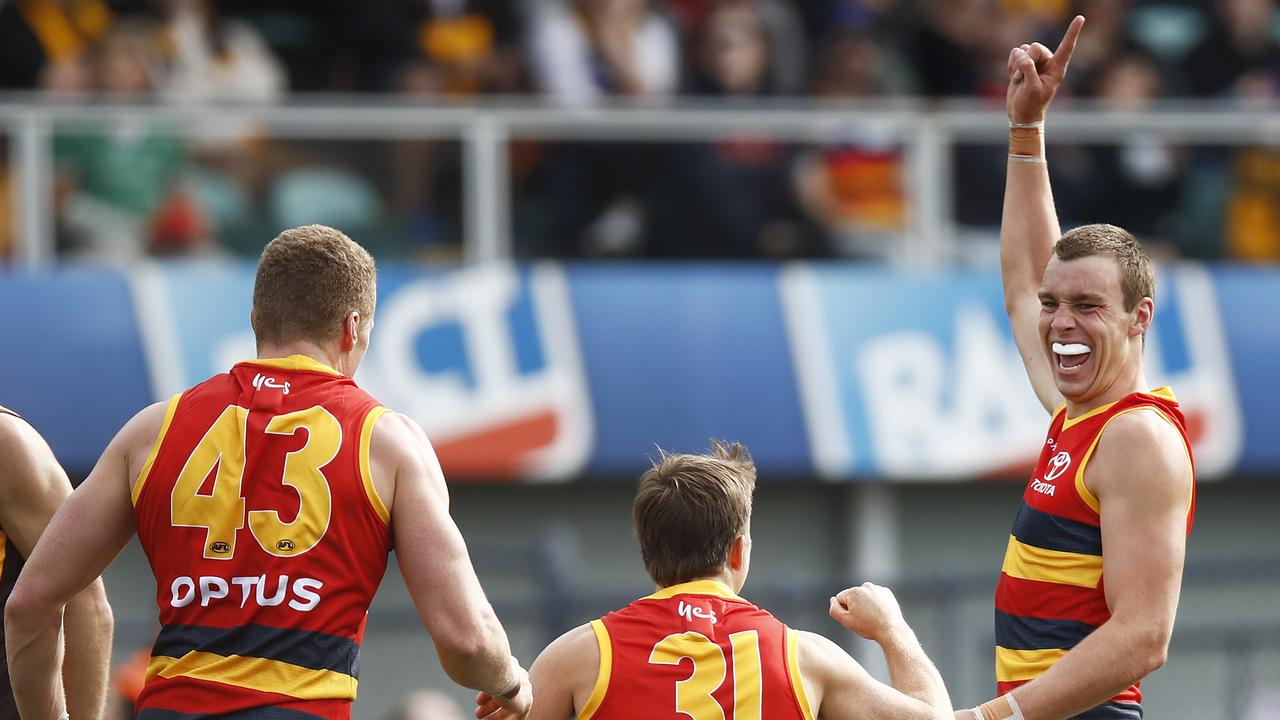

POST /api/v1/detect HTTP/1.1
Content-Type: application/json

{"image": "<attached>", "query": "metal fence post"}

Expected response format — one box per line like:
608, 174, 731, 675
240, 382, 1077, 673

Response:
13, 111, 53, 267
905, 115, 948, 270
464, 114, 511, 263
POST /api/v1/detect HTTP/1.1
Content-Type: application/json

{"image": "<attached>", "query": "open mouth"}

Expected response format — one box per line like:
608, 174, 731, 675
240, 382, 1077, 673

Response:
1052, 342, 1092, 373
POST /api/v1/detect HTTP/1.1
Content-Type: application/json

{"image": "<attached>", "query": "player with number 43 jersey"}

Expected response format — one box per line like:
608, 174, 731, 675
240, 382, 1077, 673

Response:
6, 226, 532, 720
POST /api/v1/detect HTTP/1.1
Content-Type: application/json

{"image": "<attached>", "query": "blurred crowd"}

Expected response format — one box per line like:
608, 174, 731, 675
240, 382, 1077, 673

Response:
1, 0, 1279, 261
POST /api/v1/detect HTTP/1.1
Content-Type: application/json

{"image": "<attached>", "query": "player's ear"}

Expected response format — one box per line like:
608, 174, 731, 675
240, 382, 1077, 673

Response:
341, 311, 360, 351
727, 535, 746, 572
1131, 297, 1154, 337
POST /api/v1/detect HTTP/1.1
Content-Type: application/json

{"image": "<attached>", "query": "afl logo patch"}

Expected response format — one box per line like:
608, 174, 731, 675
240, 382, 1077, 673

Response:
1044, 451, 1072, 482
276, 539, 296, 552
209, 541, 232, 555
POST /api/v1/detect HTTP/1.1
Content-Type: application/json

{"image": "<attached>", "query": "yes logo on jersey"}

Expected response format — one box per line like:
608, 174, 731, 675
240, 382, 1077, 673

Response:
133, 262, 593, 480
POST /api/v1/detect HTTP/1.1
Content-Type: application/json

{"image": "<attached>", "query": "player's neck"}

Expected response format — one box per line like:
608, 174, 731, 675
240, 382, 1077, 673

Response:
657, 571, 742, 594
256, 341, 346, 376
1064, 361, 1148, 418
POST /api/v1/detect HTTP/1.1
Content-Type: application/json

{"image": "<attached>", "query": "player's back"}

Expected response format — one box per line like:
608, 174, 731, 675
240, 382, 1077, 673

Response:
583, 580, 814, 720
131, 355, 393, 719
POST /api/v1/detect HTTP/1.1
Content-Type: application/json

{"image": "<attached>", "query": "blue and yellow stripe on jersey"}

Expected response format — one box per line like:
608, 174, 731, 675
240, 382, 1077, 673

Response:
146, 623, 360, 701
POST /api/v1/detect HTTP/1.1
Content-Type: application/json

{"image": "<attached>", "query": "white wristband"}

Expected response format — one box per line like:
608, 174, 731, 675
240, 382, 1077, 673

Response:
1006, 693, 1026, 720
1009, 120, 1045, 129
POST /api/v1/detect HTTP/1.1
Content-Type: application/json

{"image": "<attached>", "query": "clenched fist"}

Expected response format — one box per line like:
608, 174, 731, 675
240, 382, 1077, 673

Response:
828, 582, 907, 643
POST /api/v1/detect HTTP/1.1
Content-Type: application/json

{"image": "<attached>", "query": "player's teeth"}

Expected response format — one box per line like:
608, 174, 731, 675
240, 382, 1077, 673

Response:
1052, 342, 1091, 356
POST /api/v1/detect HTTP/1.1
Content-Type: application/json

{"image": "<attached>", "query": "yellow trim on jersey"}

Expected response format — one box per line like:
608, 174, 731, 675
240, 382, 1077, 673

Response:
1001, 536, 1102, 589
1073, 400, 1191, 517
1060, 399, 1119, 431
131, 395, 182, 506
645, 579, 741, 601
0, 404, 17, 417
146, 652, 356, 700
995, 646, 1067, 683
785, 629, 816, 720
578, 620, 612, 720
0, 531, 6, 568
358, 406, 392, 526
241, 355, 343, 377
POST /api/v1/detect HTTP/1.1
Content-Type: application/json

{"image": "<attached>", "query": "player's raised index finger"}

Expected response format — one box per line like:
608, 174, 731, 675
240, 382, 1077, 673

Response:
1054, 15, 1085, 66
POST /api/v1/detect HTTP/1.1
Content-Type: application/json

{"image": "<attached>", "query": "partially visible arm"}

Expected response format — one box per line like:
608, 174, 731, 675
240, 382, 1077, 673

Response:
993, 411, 1193, 720
4, 403, 164, 720
806, 583, 952, 720
1000, 17, 1084, 413
524, 623, 598, 720
373, 413, 530, 716
0, 415, 115, 720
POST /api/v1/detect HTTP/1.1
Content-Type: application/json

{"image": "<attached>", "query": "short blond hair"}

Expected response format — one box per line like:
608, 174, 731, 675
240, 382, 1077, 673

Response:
1056, 224, 1154, 312
633, 440, 756, 587
252, 225, 376, 345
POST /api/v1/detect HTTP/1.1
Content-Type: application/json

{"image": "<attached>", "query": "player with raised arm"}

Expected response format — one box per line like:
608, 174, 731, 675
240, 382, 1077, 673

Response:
504, 441, 952, 720
962, 16, 1197, 720
0, 407, 113, 720
5, 226, 531, 720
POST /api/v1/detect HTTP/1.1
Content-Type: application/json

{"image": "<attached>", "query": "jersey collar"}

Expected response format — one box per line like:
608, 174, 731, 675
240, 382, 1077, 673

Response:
645, 579, 741, 601
240, 354, 344, 377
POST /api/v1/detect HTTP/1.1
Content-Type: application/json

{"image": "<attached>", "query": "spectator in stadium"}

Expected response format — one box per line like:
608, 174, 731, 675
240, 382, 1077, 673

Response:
528, 0, 681, 255
0, 0, 112, 89
792, 25, 908, 259
652, 4, 816, 257
511, 441, 953, 720
0, 406, 113, 720
155, 0, 287, 104
668, 0, 809, 95
976, 17, 1197, 719
1074, 49, 1186, 256
52, 21, 209, 259
527, 0, 679, 107
1181, 0, 1280, 98
5, 226, 532, 719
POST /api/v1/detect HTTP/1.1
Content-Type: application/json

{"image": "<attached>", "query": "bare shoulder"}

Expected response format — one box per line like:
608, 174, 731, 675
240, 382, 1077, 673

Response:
531, 623, 601, 716
0, 412, 53, 471
117, 399, 178, 481
0, 413, 63, 500
1092, 407, 1193, 502
370, 411, 438, 470
797, 629, 857, 677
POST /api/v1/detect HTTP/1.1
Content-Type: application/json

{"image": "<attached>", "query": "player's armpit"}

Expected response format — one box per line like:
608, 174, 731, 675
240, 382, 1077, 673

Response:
797, 631, 947, 720
526, 623, 598, 720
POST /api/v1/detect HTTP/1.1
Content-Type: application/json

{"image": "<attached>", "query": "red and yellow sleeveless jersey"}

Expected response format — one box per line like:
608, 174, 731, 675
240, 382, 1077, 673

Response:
582, 580, 814, 720
0, 404, 27, 720
131, 356, 394, 720
994, 388, 1195, 719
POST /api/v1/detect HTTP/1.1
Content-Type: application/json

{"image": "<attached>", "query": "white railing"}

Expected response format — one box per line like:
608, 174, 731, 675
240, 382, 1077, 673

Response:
5, 97, 1278, 268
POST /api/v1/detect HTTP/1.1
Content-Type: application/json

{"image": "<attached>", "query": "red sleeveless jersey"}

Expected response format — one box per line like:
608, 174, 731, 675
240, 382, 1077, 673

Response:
994, 388, 1195, 719
132, 356, 393, 720
581, 580, 815, 720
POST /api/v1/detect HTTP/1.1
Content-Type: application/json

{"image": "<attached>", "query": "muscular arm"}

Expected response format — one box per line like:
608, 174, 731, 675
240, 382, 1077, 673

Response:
808, 584, 952, 720
374, 413, 527, 703
0, 415, 115, 720
526, 624, 598, 720
1004, 411, 1192, 720
1001, 17, 1084, 413
4, 403, 165, 720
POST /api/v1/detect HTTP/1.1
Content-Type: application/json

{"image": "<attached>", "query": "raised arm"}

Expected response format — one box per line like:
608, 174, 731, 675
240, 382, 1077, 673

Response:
800, 582, 952, 720
1002, 16, 1084, 413
994, 411, 1192, 720
4, 403, 165, 720
371, 413, 530, 718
